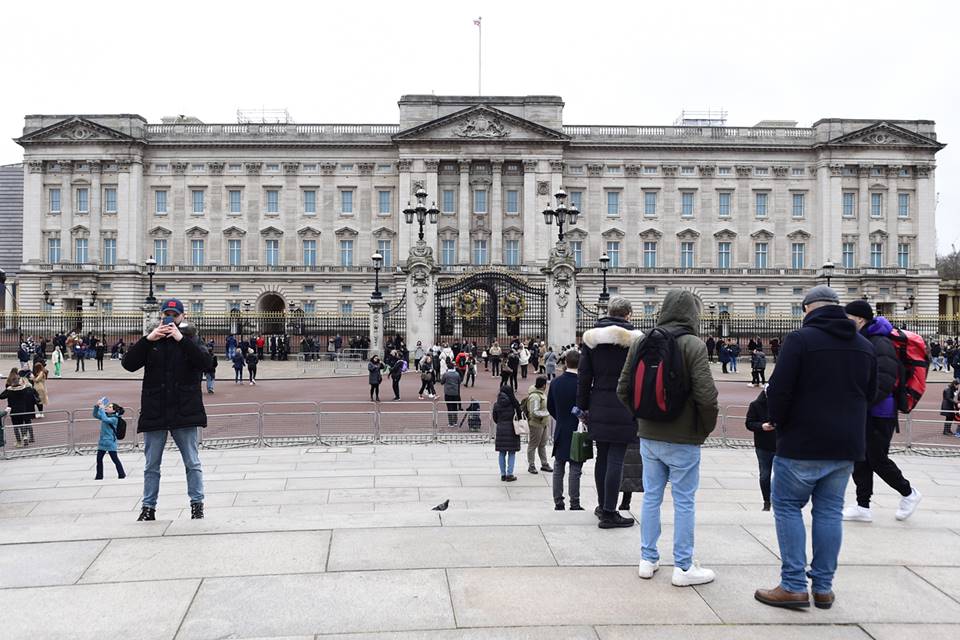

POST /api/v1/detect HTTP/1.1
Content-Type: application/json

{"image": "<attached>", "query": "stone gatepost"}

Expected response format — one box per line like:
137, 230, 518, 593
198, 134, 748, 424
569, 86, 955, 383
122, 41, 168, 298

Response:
403, 240, 439, 349
141, 302, 159, 335
543, 241, 577, 348
368, 296, 386, 359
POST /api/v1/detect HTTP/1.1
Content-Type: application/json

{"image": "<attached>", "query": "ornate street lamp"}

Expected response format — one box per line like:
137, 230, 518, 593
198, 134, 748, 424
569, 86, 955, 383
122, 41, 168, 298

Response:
598, 252, 611, 308
43, 289, 53, 308
403, 187, 440, 242
371, 252, 384, 300
89, 289, 98, 307
542, 188, 580, 243
708, 302, 717, 333
903, 294, 916, 312
144, 256, 157, 304
821, 260, 835, 288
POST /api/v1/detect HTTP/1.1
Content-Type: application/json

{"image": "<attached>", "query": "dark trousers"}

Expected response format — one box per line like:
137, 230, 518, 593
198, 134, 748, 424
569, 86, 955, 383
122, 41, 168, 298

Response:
509, 370, 518, 391
248, 366, 257, 382
594, 441, 628, 512
444, 393, 460, 425
96, 449, 125, 479
853, 417, 912, 508
721, 361, 728, 374
520, 364, 528, 379
500, 371, 511, 388
751, 369, 766, 385
234, 367, 243, 382
76, 358, 85, 371
491, 358, 500, 376
96, 356, 104, 371
391, 376, 401, 399
370, 383, 380, 401
756, 448, 775, 504
12, 416, 33, 444
464, 370, 475, 387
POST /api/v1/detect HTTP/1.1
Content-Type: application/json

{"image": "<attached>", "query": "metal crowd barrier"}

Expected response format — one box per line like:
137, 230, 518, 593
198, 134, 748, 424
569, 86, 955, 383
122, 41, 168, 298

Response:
2, 402, 959, 460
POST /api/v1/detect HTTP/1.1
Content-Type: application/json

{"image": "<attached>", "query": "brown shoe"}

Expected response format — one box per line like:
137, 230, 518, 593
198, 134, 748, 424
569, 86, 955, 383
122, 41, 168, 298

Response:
754, 585, 810, 609
812, 591, 835, 610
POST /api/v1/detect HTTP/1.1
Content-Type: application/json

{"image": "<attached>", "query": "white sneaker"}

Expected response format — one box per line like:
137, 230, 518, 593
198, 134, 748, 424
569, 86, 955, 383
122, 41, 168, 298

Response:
638, 559, 660, 579
895, 488, 922, 521
842, 505, 873, 522
671, 561, 715, 586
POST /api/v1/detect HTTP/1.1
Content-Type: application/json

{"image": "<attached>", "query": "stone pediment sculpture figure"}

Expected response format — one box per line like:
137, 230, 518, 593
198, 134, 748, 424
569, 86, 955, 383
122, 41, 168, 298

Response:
453, 113, 510, 138
823, 121, 945, 150
16, 116, 141, 144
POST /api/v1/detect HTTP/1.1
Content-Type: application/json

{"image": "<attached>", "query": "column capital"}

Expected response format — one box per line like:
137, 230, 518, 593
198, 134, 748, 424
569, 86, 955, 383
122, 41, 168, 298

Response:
424, 159, 440, 172
172, 161, 188, 175
523, 160, 538, 172
491, 160, 504, 173
88, 160, 102, 173
548, 160, 564, 173
208, 161, 226, 176
27, 160, 44, 174
458, 159, 471, 173
398, 159, 413, 172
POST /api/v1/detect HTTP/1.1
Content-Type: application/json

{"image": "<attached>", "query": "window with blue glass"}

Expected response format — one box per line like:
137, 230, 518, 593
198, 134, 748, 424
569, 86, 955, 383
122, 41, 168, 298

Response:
266, 190, 279, 213
643, 241, 657, 268
791, 242, 805, 269
472, 239, 488, 264
606, 241, 621, 267
606, 191, 620, 216
191, 239, 205, 265
718, 192, 731, 217
871, 193, 882, 218
755, 192, 768, 217
192, 189, 204, 214
504, 239, 520, 265
229, 190, 242, 214
155, 190, 168, 214
75, 238, 88, 263
442, 189, 455, 213
569, 190, 583, 211
341, 190, 353, 214
898, 192, 910, 218
754, 242, 768, 268
570, 241, 583, 267
897, 243, 909, 268
842, 243, 854, 268
441, 239, 456, 265
680, 241, 695, 268
717, 241, 731, 268
228, 239, 242, 266
842, 192, 856, 217
49, 188, 61, 213
644, 191, 657, 216
265, 239, 279, 266
870, 242, 883, 268
378, 190, 391, 215
473, 189, 487, 214
505, 190, 519, 214
339, 239, 354, 266
154, 239, 168, 266
48, 238, 60, 263
104, 188, 117, 213
792, 193, 805, 217
303, 240, 317, 266
76, 188, 89, 213
303, 190, 316, 214
377, 239, 393, 267
103, 238, 116, 265
681, 192, 695, 217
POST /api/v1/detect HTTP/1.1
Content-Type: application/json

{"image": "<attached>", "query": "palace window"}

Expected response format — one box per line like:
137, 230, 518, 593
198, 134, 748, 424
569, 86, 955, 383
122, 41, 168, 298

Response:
871, 193, 883, 218
570, 240, 583, 267
378, 190, 391, 215
643, 241, 657, 268
339, 239, 354, 266
473, 189, 487, 214
154, 239, 168, 266
754, 242, 768, 268
472, 239, 488, 265
49, 188, 61, 213
48, 238, 60, 263
377, 239, 393, 267
155, 190, 168, 214
681, 192, 695, 217
303, 190, 316, 214
76, 188, 89, 213
791, 242, 805, 269
898, 192, 910, 218
680, 241, 695, 268
228, 239, 242, 266
103, 238, 116, 265
104, 188, 117, 213
303, 240, 317, 266
898, 243, 910, 268
505, 190, 519, 214
644, 191, 657, 216
75, 238, 88, 264
718, 192, 731, 217
842, 242, 855, 269
191, 239, 205, 266
606, 241, 621, 268
441, 239, 456, 265
870, 242, 883, 268
717, 241, 731, 268
792, 193, 805, 217
842, 192, 856, 217
192, 189, 204, 214
755, 192, 768, 217
504, 239, 520, 266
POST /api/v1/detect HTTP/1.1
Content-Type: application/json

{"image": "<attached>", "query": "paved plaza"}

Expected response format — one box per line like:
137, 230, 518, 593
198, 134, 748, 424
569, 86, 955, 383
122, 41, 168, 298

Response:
1, 441, 959, 638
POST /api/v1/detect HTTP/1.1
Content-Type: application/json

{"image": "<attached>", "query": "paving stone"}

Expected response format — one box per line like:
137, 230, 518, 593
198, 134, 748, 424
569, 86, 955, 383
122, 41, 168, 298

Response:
439, 509, 598, 527
0, 502, 38, 518
693, 565, 960, 623
174, 505, 281, 519
596, 624, 872, 639
420, 487, 512, 503
327, 525, 556, 570
277, 502, 374, 515
0, 517, 169, 543
447, 566, 720, 627
541, 524, 780, 567
285, 476, 376, 489
162, 511, 440, 536
94, 478, 286, 497
175, 570, 455, 638
860, 624, 960, 640
374, 474, 464, 487
233, 489, 330, 506
30, 496, 142, 515
1, 579, 199, 640
0, 486, 98, 503
318, 627, 599, 639
81, 531, 329, 582
908, 566, 960, 600
327, 487, 421, 503
0, 540, 107, 587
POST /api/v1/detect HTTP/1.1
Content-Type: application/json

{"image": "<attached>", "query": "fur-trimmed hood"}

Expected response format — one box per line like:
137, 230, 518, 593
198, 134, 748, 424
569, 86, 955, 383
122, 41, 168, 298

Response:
582, 320, 644, 349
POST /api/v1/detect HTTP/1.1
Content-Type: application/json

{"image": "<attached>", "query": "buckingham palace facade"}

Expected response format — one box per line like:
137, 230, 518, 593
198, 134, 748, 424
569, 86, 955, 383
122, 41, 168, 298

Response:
15, 95, 944, 318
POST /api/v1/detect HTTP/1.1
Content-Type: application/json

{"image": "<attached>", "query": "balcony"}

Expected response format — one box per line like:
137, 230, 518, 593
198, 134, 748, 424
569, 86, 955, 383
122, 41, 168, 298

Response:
153, 264, 384, 274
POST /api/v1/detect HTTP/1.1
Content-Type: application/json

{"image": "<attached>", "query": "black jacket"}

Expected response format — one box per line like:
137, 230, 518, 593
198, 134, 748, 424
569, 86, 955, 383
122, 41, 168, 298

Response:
766, 305, 877, 461
577, 317, 644, 443
745, 389, 776, 452
0, 382, 39, 417
620, 440, 644, 492
547, 370, 579, 461
492, 387, 522, 452
121, 324, 213, 432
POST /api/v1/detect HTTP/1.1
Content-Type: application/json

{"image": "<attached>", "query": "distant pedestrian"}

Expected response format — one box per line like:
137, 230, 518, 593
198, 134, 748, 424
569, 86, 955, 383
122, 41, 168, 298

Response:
389, 355, 404, 400
489, 342, 502, 377
246, 350, 258, 385
442, 367, 461, 425
95, 342, 106, 371
756, 286, 876, 610
205, 353, 217, 394
32, 362, 48, 419
232, 350, 245, 384
750, 348, 767, 386
705, 335, 716, 363
93, 400, 126, 480
941, 379, 958, 435
544, 347, 558, 381
368, 355, 383, 402
1, 370, 38, 447
51, 346, 63, 378
492, 384, 521, 482
524, 376, 552, 474
74, 342, 86, 372
745, 385, 775, 511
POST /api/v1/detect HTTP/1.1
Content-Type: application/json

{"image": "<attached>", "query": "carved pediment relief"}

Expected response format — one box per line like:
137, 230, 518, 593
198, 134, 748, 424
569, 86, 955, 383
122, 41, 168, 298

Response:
297, 225, 322, 238
335, 226, 359, 237
565, 228, 588, 240
824, 121, 944, 149
17, 116, 140, 144
787, 229, 811, 240
70, 224, 90, 236
394, 105, 567, 143
222, 225, 247, 238
185, 225, 209, 237
259, 225, 284, 237
750, 228, 774, 239
149, 225, 172, 237
676, 227, 701, 239
372, 226, 396, 238
713, 228, 738, 239
601, 227, 626, 239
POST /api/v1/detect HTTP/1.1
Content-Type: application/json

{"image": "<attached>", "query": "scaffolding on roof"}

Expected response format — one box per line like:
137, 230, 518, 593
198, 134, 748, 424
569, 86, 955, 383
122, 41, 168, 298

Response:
236, 108, 294, 124
673, 108, 728, 127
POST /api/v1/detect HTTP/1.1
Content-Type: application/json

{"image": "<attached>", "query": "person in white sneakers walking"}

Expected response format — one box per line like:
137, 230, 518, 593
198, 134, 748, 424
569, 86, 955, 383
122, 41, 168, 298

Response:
617, 290, 719, 586
842, 300, 921, 523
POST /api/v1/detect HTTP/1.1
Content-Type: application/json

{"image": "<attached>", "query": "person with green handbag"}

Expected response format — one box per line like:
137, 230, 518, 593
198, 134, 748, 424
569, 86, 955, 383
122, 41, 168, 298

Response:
547, 349, 586, 510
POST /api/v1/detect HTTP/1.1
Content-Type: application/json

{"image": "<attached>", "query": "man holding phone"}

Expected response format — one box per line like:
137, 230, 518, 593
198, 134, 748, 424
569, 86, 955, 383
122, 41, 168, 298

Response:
122, 298, 213, 521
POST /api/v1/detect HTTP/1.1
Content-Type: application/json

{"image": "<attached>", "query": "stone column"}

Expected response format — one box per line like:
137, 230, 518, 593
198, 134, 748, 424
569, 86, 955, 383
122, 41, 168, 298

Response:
403, 240, 439, 348
915, 164, 935, 268
368, 296, 386, 359
23, 161, 44, 264
490, 161, 503, 263
457, 161, 471, 264
89, 161, 102, 264
424, 160, 440, 255
858, 165, 871, 267
522, 160, 539, 266
60, 161, 74, 261
397, 159, 413, 259
543, 241, 577, 348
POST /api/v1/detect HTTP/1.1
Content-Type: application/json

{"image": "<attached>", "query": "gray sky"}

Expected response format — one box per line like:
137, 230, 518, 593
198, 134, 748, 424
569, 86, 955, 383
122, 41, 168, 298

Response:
2, 0, 956, 252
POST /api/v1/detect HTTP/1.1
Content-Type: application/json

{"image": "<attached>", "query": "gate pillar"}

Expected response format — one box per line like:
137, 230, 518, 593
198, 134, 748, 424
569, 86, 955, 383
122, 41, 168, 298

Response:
402, 240, 439, 349
141, 301, 159, 336
368, 296, 386, 359
543, 241, 577, 348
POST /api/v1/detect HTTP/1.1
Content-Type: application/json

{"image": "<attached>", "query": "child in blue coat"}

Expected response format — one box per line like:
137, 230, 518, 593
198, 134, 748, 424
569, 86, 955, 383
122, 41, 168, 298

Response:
93, 400, 126, 480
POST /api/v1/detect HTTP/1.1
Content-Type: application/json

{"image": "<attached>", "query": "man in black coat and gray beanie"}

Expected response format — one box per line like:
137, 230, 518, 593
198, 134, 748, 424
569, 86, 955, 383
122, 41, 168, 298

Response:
842, 299, 921, 523
578, 296, 644, 529
122, 299, 213, 521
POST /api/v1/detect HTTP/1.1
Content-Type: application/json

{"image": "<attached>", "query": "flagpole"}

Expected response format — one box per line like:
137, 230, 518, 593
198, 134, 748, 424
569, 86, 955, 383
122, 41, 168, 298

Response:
477, 17, 482, 95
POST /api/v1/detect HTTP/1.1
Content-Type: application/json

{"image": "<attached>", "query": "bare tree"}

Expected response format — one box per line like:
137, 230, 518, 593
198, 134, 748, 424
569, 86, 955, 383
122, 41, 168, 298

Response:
938, 248, 960, 281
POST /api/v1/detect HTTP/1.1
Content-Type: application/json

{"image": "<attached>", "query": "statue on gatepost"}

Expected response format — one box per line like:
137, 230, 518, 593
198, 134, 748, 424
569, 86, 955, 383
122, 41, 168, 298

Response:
542, 240, 577, 348
403, 239, 440, 350
368, 295, 386, 359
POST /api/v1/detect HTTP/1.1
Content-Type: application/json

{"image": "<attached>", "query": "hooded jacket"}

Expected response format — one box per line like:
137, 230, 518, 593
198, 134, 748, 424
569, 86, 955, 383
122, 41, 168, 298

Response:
617, 290, 719, 445
577, 317, 644, 443
121, 323, 213, 432
862, 316, 900, 419
766, 304, 877, 461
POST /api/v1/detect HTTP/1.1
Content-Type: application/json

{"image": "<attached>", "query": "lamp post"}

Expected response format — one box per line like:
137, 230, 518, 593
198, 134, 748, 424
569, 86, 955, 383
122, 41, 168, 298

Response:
371, 252, 384, 300
708, 302, 717, 335
144, 256, 157, 304
598, 252, 610, 311
242, 300, 252, 339
542, 188, 580, 243
822, 260, 835, 289
903, 294, 916, 312
403, 187, 439, 243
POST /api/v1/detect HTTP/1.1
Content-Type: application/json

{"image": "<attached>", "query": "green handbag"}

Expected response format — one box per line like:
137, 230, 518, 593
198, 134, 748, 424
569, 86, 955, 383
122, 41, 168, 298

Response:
570, 428, 594, 463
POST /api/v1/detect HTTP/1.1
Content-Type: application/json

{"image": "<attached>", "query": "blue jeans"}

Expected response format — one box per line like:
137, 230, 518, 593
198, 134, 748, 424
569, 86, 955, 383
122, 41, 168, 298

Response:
729, 357, 738, 372
498, 451, 516, 476
205, 372, 215, 392
142, 427, 204, 508
772, 456, 853, 593
639, 439, 701, 571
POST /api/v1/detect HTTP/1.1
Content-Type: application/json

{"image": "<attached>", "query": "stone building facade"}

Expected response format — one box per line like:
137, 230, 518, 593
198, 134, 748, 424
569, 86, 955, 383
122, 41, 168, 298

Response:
15, 95, 944, 318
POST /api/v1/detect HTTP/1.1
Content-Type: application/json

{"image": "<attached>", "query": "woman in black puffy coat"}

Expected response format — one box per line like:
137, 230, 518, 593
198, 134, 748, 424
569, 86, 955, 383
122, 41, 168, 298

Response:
492, 385, 522, 481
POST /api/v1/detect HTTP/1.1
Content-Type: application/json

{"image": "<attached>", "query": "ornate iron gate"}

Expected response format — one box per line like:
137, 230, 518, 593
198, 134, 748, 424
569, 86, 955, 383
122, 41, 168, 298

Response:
435, 271, 547, 345
575, 296, 600, 339
383, 291, 406, 341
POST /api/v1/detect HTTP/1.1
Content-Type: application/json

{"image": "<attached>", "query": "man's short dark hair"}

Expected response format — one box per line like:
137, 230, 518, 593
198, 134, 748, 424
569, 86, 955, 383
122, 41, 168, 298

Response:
564, 349, 580, 369
535, 375, 547, 389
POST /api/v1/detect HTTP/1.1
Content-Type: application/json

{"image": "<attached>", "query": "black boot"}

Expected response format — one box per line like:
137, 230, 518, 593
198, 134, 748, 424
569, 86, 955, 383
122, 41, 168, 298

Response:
528, 464, 538, 474
190, 502, 204, 519
763, 501, 771, 512
137, 507, 156, 521
554, 500, 565, 511
570, 501, 584, 511
598, 510, 635, 529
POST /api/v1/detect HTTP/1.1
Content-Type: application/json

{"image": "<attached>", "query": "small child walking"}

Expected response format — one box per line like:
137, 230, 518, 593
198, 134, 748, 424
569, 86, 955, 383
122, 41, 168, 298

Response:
93, 400, 126, 480
246, 350, 259, 385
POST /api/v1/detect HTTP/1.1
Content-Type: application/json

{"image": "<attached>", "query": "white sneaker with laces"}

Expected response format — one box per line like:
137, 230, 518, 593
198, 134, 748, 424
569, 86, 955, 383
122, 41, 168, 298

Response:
895, 488, 922, 521
671, 561, 715, 586
638, 559, 660, 579
842, 505, 873, 522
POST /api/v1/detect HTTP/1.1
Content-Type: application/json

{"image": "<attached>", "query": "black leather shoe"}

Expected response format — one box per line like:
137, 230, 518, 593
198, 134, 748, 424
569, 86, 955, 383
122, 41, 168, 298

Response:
137, 507, 156, 521
554, 501, 565, 511
190, 502, 204, 519
598, 511, 635, 529
594, 506, 603, 519
540, 465, 553, 472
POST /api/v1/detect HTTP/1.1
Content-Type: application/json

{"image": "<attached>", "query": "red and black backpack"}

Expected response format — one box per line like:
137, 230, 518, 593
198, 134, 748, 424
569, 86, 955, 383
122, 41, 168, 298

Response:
887, 328, 930, 413
625, 326, 691, 421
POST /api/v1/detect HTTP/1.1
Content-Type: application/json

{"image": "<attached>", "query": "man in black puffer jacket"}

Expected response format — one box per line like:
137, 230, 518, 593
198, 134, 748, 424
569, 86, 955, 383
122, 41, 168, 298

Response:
842, 300, 920, 523
122, 299, 213, 521
578, 296, 644, 529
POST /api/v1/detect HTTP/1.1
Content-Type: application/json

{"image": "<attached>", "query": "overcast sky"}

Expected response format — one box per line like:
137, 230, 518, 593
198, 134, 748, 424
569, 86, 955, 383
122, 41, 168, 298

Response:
2, 0, 956, 252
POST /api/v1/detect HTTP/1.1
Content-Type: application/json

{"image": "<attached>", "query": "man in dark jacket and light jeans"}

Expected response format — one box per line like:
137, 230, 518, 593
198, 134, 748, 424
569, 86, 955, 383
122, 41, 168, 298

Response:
617, 290, 719, 587
842, 300, 921, 522
756, 286, 877, 610
578, 296, 644, 529
122, 299, 213, 521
